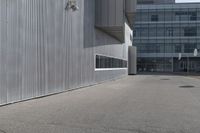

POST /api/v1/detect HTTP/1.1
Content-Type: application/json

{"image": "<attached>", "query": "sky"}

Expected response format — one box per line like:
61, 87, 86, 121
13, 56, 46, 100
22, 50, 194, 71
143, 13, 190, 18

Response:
176, 0, 200, 3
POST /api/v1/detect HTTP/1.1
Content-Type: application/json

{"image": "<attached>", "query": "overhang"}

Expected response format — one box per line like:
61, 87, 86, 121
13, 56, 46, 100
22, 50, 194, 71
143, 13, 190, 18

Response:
125, 0, 137, 28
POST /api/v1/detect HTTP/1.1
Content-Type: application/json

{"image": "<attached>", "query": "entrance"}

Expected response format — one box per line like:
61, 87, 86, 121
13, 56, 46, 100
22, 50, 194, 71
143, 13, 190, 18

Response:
177, 60, 196, 72
179, 61, 187, 72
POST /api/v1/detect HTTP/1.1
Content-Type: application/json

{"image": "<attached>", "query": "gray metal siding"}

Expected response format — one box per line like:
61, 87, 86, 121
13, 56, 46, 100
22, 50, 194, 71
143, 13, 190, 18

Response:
125, 0, 137, 27
95, 0, 124, 27
95, 0, 125, 42
0, 0, 8, 104
0, 0, 74, 104
83, 0, 95, 87
126, 0, 137, 13
0, 0, 135, 105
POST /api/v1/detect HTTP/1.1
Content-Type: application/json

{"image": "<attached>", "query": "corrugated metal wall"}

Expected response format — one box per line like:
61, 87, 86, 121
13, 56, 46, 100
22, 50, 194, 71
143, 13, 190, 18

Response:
0, 0, 134, 105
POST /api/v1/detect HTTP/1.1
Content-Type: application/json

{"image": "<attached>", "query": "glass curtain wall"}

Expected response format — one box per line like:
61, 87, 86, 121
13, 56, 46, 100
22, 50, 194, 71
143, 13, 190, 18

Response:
134, 4, 200, 72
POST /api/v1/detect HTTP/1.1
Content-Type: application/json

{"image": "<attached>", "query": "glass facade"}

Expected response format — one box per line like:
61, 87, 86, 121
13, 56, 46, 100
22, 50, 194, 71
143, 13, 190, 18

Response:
134, 3, 200, 72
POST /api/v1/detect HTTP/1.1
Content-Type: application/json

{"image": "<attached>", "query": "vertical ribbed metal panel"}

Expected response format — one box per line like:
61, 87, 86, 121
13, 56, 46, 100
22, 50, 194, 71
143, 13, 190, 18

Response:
0, 0, 72, 105
0, 0, 8, 104
0, 0, 136, 105
83, 0, 95, 86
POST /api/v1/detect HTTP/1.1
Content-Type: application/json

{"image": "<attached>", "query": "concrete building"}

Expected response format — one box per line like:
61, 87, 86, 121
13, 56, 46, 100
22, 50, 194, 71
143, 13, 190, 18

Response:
0, 0, 136, 105
134, 2, 200, 72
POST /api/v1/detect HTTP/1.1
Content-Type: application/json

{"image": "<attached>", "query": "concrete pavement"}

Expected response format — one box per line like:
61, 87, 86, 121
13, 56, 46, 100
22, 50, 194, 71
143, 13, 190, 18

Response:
0, 75, 200, 133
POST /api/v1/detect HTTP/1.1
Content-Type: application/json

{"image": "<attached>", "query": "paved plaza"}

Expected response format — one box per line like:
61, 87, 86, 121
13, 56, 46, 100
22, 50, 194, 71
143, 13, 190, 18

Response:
0, 75, 200, 133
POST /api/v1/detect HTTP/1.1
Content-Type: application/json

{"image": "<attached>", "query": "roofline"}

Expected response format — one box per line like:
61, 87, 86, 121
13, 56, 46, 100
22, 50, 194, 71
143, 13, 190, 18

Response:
138, 2, 200, 5
137, 2, 200, 9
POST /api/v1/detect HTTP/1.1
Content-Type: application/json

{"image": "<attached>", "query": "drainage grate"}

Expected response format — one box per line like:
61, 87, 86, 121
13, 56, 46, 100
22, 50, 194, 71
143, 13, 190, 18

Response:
179, 85, 195, 88
160, 78, 170, 80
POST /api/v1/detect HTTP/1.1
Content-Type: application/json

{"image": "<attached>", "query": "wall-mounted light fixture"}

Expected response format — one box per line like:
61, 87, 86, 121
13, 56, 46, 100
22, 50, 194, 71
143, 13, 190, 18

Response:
66, 0, 79, 11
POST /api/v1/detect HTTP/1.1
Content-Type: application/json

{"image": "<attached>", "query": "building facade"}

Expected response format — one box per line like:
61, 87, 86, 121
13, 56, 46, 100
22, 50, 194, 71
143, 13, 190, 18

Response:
134, 3, 200, 72
0, 0, 136, 105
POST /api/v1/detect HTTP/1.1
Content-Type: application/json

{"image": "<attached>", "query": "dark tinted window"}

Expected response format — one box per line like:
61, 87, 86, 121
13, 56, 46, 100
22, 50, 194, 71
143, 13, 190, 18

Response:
151, 15, 158, 21
190, 12, 197, 21
95, 55, 127, 69
175, 44, 182, 53
96, 55, 100, 68
184, 27, 197, 36
166, 27, 173, 36
184, 44, 197, 53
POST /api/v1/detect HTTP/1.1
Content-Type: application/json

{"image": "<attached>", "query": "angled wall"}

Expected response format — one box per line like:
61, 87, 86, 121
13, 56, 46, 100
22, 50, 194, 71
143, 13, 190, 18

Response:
95, 0, 125, 42
125, 0, 137, 28
95, 0, 137, 42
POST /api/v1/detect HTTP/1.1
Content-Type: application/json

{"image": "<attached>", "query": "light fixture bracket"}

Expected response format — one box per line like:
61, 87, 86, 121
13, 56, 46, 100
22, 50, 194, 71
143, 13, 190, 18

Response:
66, 0, 79, 11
